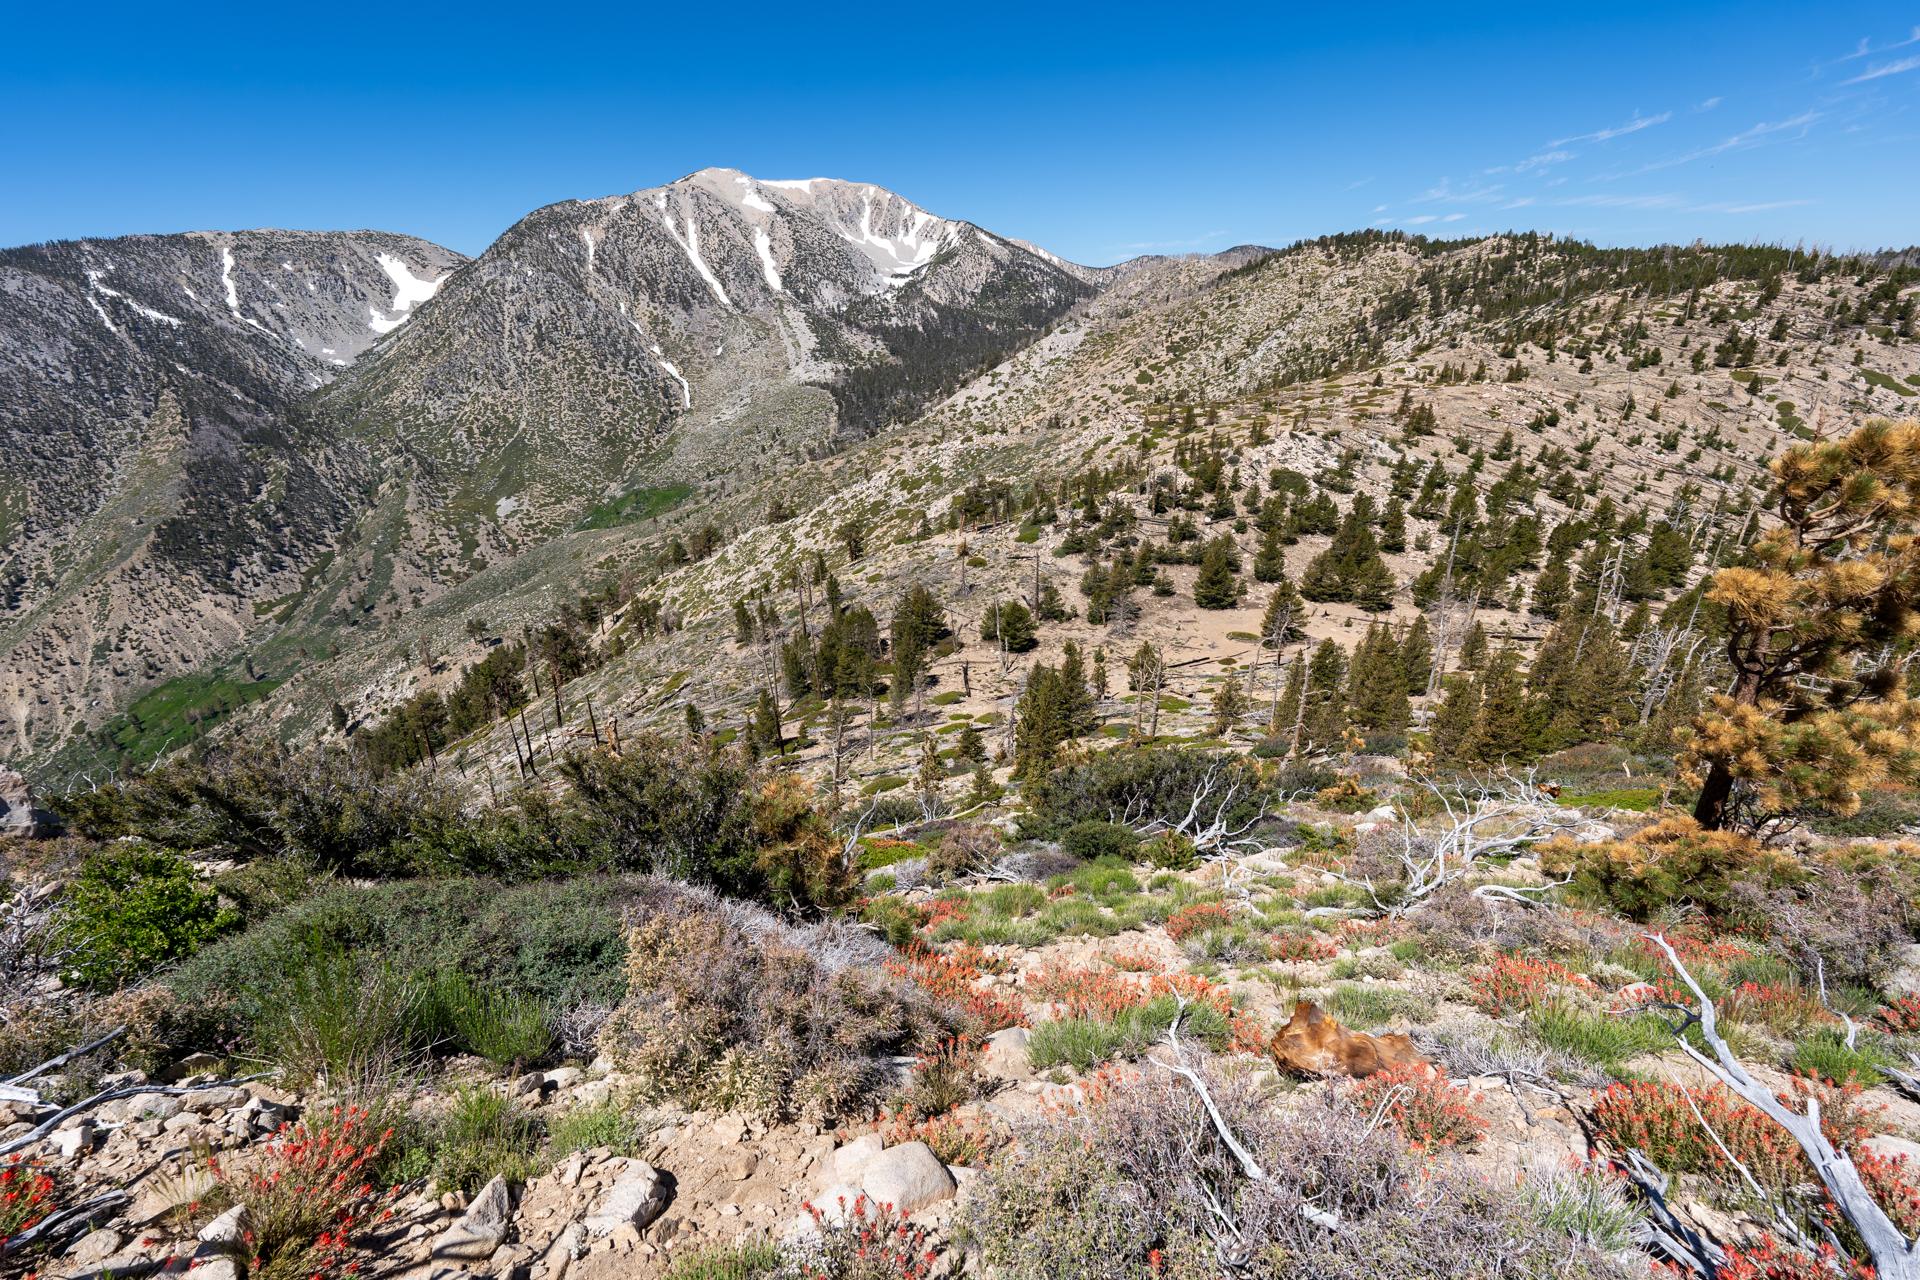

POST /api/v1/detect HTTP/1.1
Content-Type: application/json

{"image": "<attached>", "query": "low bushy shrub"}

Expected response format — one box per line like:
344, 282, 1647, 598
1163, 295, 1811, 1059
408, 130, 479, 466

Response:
972, 1060, 1634, 1279
1058, 820, 1139, 862
1542, 816, 1801, 922
423, 1086, 543, 1193
424, 971, 555, 1069
55, 843, 238, 989
167, 875, 645, 1059
1022, 748, 1269, 841
598, 887, 955, 1120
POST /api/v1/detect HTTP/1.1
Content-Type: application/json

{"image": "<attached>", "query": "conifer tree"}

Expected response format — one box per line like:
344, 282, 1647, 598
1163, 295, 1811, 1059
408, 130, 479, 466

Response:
1211, 672, 1249, 737
1302, 640, 1349, 749
752, 688, 785, 755
981, 599, 1038, 653
1457, 620, 1489, 671
1685, 419, 1920, 828
1429, 674, 1481, 761
1259, 577, 1305, 647
1398, 615, 1433, 694
1272, 654, 1306, 743
1531, 554, 1573, 619
1380, 496, 1409, 553
1460, 648, 1536, 763
1193, 535, 1242, 609
1253, 524, 1289, 583
1347, 625, 1411, 732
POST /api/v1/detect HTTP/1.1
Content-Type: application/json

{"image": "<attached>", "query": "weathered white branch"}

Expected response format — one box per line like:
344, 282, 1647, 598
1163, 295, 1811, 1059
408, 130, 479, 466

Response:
1645, 932, 1920, 1279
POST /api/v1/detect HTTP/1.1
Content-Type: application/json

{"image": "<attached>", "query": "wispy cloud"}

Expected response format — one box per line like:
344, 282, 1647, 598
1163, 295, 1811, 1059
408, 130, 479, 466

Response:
1845, 55, 1920, 84
1697, 96, 1722, 111
1692, 198, 1816, 214
1636, 110, 1822, 172
1416, 178, 1508, 205
1550, 111, 1671, 148
1514, 149, 1575, 172
1343, 176, 1374, 190
1402, 214, 1439, 225
1500, 197, 1536, 209
1827, 26, 1920, 65
1553, 193, 1814, 215
1114, 230, 1229, 252
1441, 213, 1466, 222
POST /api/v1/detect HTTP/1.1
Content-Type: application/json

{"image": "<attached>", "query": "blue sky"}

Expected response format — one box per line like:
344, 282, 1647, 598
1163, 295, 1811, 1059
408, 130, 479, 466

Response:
4, 1, 1915, 265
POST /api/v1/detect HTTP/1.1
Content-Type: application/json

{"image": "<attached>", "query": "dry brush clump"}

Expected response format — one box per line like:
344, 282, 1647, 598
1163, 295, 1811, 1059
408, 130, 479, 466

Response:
970, 1056, 1637, 1280
598, 883, 957, 1121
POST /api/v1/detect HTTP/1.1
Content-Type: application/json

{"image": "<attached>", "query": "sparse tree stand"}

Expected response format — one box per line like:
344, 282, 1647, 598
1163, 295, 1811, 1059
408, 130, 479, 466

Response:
1685, 419, 1920, 830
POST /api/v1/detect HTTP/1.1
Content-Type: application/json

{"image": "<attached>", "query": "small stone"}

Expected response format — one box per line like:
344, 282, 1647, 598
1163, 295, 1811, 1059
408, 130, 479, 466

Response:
720, 1151, 756, 1181
198, 1204, 249, 1245
859, 1142, 956, 1215
66, 1227, 125, 1264
822, 1133, 883, 1187
581, 1158, 670, 1237
53, 1120, 96, 1158
980, 1027, 1034, 1082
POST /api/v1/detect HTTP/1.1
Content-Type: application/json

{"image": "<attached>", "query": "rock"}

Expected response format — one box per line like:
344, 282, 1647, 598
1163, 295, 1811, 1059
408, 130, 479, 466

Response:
859, 1141, 956, 1215
980, 1027, 1034, 1082
188, 1262, 242, 1280
719, 1151, 757, 1181
1867, 1134, 1920, 1164
797, 1182, 864, 1231
163, 1112, 205, 1135
509, 1071, 549, 1099
543, 1067, 583, 1091
821, 1133, 884, 1188
124, 1094, 183, 1122
66, 1228, 124, 1264
1888, 944, 1920, 1000
163, 1053, 224, 1082
198, 1205, 249, 1245
53, 1120, 96, 1158
433, 1175, 516, 1262
581, 1159, 670, 1237
0, 766, 56, 838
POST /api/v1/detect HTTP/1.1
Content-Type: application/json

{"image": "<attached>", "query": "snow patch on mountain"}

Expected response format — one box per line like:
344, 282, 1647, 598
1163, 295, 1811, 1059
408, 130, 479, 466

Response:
752, 227, 783, 292
367, 253, 448, 334
219, 246, 271, 333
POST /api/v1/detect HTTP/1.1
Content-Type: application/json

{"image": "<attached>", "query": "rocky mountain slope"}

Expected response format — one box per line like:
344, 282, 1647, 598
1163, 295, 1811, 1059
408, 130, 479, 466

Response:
222, 233, 1919, 802
0, 229, 465, 764
2, 172, 1098, 770
301, 169, 1093, 584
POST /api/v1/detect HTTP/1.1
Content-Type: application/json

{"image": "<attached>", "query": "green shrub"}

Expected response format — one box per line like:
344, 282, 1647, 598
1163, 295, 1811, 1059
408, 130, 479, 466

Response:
1023, 748, 1270, 841
428, 1086, 544, 1193
1028, 996, 1228, 1072
56, 843, 238, 989
548, 1096, 652, 1158
167, 876, 642, 1056
663, 1243, 788, 1280
1325, 984, 1434, 1029
1525, 1004, 1668, 1074
425, 971, 555, 1069
1059, 821, 1139, 862
1140, 831, 1197, 870
253, 939, 426, 1093
1789, 1029, 1895, 1087
1542, 817, 1802, 922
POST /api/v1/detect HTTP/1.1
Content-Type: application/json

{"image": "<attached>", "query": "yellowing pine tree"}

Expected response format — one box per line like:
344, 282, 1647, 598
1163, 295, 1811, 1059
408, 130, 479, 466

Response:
1685, 418, 1920, 829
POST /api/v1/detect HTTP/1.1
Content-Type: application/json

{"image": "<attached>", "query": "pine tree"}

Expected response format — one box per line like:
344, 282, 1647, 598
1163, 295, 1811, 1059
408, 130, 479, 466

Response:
1380, 496, 1408, 553
1211, 673, 1249, 737
1259, 577, 1305, 647
981, 599, 1038, 653
1302, 640, 1348, 749
1254, 524, 1289, 583
1059, 641, 1098, 736
1457, 620, 1489, 671
1687, 419, 1920, 827
1193, 535, 1241, 609
1398, 615, 1433, 694
752, 688, 785, 755
1460, 649, 1535, 764
1347, 625, 1411, 733
1531, 554, 1573, 619
889, 585, 949, 712
1271, 654, 1305, 742
1429, 674, 1481, 761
